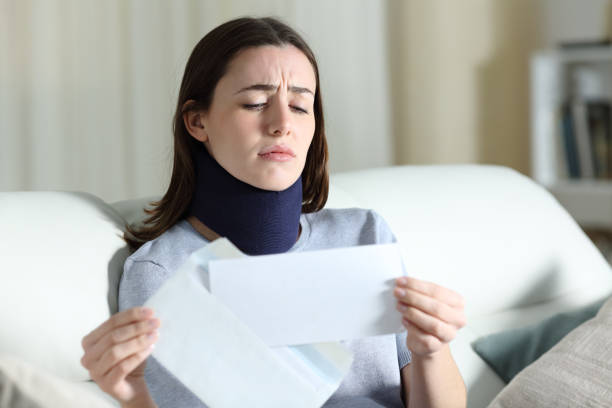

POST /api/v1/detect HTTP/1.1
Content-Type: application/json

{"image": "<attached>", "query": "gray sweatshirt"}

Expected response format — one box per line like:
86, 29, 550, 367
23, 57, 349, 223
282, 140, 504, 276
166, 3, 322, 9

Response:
119, 208, 412, 408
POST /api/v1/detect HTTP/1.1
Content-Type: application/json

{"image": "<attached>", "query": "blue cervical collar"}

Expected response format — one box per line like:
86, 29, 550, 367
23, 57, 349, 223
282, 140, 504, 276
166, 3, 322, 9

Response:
188, 143, 302, 255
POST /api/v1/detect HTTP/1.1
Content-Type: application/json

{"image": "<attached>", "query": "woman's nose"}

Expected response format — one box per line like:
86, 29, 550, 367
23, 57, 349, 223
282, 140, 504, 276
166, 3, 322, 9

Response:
266, 101, 292, 137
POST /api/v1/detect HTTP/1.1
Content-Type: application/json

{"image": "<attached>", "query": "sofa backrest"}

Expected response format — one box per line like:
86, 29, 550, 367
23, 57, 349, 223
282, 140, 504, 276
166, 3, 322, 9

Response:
327, 165, 612, 321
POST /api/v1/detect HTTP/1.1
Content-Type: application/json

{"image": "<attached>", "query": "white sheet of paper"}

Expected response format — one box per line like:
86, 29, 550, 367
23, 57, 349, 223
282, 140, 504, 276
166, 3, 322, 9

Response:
205, 242, 406, 346
144, 239, 354, 408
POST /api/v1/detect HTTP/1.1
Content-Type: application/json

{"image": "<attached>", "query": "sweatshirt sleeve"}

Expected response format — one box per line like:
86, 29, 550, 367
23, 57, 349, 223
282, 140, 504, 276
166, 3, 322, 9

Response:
370, 210, 398, 244
118, 258, 172, 311
396, 331, 413, 369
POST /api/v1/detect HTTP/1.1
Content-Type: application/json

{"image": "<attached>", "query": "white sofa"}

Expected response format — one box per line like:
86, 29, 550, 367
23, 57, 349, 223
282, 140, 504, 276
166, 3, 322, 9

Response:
2, 164, 612, 408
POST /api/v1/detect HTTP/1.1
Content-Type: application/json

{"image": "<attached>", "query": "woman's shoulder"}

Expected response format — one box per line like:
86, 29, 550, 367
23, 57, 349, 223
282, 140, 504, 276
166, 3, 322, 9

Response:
126, 219, 208, 273
119, 219, 209, 311
302, 207, 396, 249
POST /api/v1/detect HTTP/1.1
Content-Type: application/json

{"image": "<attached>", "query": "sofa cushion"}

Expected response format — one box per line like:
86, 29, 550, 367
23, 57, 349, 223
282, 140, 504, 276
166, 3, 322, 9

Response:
0, 192, 129, 380
0, 353, 115, 407
471, 296, 607, 383
487, 296, 612, 407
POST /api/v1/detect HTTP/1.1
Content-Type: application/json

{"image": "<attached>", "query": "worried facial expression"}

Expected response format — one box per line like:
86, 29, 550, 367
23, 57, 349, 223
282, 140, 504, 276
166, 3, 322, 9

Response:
186, 45, 317, 191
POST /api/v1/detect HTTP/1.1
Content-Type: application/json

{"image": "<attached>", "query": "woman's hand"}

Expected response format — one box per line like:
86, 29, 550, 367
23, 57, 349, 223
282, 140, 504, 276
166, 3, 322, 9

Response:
393, 277, 466, 356
80, 307, 160, 404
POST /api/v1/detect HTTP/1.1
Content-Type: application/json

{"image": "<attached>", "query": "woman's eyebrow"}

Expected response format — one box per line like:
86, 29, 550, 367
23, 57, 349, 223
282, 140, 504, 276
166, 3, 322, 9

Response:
234, 83, 314, 95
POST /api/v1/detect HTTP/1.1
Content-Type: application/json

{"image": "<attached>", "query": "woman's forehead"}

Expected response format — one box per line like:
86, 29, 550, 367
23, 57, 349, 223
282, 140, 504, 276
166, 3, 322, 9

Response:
223, 45, 316, 91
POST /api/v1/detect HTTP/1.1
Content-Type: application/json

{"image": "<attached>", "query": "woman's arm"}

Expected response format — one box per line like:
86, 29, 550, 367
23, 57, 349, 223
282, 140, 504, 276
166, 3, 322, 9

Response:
394, 277, 467, 408
401, 344, 466, 408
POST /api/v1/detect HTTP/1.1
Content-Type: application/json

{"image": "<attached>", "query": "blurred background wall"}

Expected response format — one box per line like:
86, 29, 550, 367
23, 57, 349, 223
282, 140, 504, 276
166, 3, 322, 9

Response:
1, 0, 611, 203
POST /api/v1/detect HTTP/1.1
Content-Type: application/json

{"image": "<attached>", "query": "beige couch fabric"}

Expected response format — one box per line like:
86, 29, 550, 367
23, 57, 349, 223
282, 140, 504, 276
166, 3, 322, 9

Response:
488, 296, 612, 407
0, 354, 114, 408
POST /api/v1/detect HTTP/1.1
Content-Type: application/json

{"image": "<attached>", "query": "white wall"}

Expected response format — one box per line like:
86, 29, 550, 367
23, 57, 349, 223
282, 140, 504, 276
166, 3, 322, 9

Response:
1, 0, 611, 202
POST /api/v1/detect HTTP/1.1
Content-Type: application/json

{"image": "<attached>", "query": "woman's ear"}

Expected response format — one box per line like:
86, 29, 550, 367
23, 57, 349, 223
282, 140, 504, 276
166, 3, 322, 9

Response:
182, 100, 209, 143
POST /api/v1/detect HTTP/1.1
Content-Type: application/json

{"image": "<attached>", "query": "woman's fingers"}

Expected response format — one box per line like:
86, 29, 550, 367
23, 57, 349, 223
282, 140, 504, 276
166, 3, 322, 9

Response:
99, 347, 156, 402
92, 331, 159, 378
393, 277, 466, 356
81, 307, 159, 372
396, 277, 464, 309
396, 303, 456, 343
394, 287, 466, 328
82, 307, 153, 351
84, 317, 160, 366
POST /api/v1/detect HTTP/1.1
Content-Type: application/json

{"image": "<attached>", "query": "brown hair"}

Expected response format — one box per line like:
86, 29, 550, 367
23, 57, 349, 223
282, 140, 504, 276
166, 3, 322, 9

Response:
124, 17, 329, 252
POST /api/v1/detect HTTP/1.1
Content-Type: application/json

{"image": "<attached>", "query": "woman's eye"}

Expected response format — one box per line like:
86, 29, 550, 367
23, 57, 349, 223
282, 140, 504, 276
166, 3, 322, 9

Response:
242, 103, 308, 114
243, 103, 266, 111
291, 106, 309, 114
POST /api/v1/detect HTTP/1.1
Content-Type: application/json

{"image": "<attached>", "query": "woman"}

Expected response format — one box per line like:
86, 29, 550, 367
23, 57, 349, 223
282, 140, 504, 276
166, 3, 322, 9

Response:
80, 17, 467, 408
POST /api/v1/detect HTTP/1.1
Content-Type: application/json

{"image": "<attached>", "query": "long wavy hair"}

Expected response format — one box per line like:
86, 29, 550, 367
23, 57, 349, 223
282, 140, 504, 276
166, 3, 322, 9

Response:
124, 17, 329, 252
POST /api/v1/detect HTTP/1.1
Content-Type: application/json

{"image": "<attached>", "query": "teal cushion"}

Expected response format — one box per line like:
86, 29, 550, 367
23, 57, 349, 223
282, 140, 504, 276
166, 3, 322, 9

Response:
471, 298, 606, 383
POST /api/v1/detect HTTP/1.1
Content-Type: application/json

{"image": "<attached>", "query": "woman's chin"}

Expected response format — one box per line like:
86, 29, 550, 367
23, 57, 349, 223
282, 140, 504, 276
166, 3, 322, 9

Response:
255, 180, 295, 192
249, 174, 300, 192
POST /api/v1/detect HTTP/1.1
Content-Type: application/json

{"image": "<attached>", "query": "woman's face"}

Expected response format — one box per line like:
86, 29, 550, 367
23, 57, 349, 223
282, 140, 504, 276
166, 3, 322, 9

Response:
188, 45, 317, 191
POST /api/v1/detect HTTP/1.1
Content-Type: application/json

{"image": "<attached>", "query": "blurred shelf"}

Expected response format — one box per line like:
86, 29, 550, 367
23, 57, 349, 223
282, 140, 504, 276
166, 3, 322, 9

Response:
531, 46, 612, 230
548, 180, 612, 229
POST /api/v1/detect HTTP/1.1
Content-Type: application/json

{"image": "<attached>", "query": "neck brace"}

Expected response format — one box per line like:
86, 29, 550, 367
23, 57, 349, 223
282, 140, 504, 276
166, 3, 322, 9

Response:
188, 144, 302, 255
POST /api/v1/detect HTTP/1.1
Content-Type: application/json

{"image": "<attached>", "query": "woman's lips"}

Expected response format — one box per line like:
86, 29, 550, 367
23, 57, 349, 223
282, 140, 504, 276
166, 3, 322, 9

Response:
258, 152, 294, 162
258, 144, 296, 162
